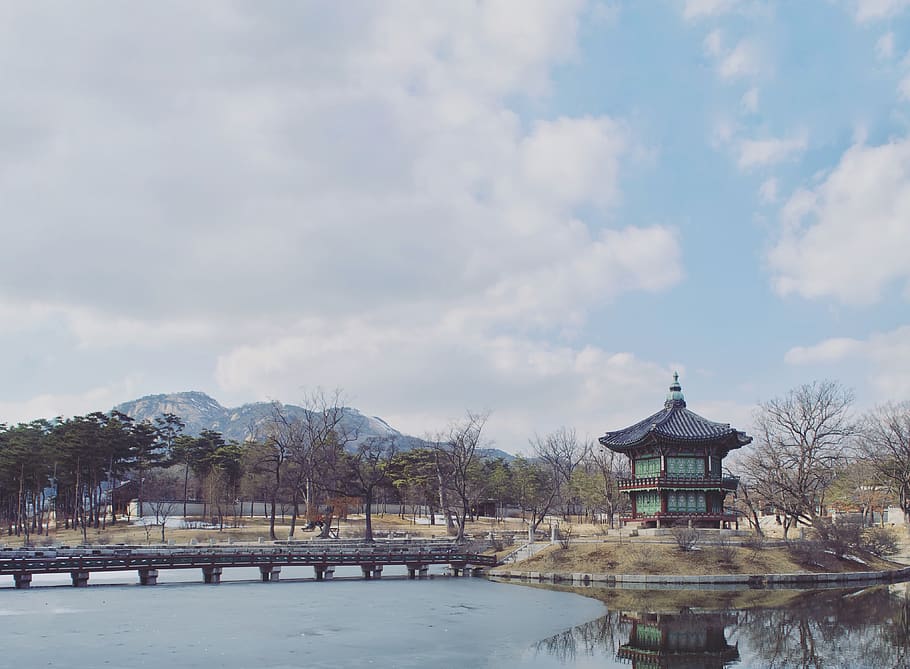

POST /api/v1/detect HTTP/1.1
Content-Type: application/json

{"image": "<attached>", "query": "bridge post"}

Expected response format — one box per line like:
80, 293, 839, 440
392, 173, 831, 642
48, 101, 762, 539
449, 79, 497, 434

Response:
202, 566, 223, 584
360, 564, 376, 579
70, 571, 90, 587
138, 569, 158, 586
259, 565, 281, 582
450, 562, 467, 577
314, 565, 335, 581
406, 564, 429, 579
13, 573, 32, 589
371, 565, 383, 579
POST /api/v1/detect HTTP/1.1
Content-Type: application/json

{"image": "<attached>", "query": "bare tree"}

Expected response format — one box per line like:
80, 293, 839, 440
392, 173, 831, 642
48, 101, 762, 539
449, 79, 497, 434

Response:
295, 389, 358, 539
741, 380, 856, 537
434, 411, 489, 542
512, 455, 560, 534
256, 402, 301, 539
532, 427, 590, 520
345, 436, 397, 542
143, 468, 181, 543
859, 401, 910, 524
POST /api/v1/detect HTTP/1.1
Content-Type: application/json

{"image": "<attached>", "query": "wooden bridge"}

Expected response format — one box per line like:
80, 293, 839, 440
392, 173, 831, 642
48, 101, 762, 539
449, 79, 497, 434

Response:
0, 541, 498, 588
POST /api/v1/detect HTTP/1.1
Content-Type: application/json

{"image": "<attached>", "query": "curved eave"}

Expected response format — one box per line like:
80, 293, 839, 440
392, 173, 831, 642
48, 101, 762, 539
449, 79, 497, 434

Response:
599, 431, 751, 452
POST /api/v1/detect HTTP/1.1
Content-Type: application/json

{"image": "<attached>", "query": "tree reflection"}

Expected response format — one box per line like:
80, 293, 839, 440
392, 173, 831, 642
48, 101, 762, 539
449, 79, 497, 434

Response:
734, 585, 910, 668
533, 583, 910, 669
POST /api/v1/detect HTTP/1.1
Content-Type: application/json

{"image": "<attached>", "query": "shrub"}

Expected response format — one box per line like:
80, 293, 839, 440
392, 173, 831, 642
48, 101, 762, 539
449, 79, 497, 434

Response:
672, 527, 699, 552
787, 539, 827, 566
742, 534, 766, 551
558, 525, 573, 550
810, 519, 863, 558
716, 537, 737, 564
631, 543, 656, 571
862, 527, 900, 557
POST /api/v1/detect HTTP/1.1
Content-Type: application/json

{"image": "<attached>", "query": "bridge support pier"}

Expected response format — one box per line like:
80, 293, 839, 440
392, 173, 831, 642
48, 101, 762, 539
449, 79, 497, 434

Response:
70, 571, 90, 587
202, 566, 223, 584
450, 563, 468, 577
13, 573, 31, 589
470, 566, 485, 577
406, 564, 429, 579
138, 569, 158, 586
361, 564, 382, 579
259, 565, 281, 582
314, 566, 335, 581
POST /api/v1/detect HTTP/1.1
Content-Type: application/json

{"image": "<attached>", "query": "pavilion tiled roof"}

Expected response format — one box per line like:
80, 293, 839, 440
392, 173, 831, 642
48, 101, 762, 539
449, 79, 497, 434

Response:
599, 373, 752, 451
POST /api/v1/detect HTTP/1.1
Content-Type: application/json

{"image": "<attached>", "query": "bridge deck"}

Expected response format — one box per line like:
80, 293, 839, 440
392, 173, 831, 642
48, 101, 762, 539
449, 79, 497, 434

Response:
0, 543, 496, 587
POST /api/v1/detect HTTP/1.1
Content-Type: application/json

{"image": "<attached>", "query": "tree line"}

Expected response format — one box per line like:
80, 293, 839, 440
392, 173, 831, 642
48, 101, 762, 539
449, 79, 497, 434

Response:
2, 381, 907, 545
0, 391, 630, 544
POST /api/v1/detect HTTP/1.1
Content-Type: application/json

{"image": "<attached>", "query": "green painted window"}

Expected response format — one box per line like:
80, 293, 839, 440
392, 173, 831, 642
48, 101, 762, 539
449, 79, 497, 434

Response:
634, 457, 660, 478
635, 624, 662, 647
667, 457, 704, 478
636, 491, 661, 514
667, 491, 706, 513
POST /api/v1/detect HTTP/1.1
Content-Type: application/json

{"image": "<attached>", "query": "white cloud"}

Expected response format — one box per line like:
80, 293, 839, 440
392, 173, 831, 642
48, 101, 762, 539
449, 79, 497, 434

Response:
215, 318, 681, 451
702, 32, 762, 82
876, 31, 896, 59
784, 337, 864, 364
0, 2, 686, 442
0, 381, 140, 425
853, 0, 910, 23
741, 86, 760, 113
718, 39, 762, 80
785, 326, 910, 401
759, 177, 779, 203
899, 72, 910, 100
737, 133, 808, 169
704, 30, 725, 58
684, 0, 740, 21
768, 137, 910, 304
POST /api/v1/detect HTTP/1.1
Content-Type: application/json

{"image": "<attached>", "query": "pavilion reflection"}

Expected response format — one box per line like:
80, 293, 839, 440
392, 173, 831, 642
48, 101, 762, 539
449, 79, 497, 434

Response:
616, 610, 739, 668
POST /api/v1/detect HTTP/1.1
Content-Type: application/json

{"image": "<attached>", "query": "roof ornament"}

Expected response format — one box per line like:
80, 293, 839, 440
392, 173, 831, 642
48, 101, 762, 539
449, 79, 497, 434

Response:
665, 371, 686, 408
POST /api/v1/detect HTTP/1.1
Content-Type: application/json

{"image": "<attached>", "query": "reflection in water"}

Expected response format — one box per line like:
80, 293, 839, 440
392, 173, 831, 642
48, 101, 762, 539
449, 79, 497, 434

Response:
534, 583, 910, 668
618, 611, 739, 668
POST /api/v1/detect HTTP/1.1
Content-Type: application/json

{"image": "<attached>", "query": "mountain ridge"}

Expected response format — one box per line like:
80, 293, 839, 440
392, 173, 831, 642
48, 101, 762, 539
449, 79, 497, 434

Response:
113, 391, 512, 459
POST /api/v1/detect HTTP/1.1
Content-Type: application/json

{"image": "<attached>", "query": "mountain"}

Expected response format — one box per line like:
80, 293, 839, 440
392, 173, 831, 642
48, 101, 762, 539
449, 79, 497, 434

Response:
112, 391, 512, 459
114, 391, 409, 447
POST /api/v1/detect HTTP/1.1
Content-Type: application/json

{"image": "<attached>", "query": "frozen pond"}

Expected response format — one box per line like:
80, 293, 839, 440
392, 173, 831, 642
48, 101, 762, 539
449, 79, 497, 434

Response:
2, 568, 908, 668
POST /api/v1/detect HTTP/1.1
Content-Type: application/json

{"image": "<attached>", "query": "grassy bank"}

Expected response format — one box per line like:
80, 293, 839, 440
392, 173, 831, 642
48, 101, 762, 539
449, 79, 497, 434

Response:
511, 540, 902, 576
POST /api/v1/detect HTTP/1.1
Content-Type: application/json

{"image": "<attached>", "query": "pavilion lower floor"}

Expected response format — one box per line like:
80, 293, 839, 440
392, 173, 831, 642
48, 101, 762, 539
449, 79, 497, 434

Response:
621, 488, 737, 529
620, 512, 738, 529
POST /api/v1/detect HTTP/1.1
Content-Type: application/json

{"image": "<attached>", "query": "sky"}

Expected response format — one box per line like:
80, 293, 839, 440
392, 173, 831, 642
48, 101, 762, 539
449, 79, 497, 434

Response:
2, 0, 910, 453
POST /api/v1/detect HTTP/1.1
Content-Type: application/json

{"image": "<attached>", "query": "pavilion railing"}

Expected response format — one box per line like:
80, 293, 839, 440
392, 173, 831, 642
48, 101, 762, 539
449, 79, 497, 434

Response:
619, 475, 739, 489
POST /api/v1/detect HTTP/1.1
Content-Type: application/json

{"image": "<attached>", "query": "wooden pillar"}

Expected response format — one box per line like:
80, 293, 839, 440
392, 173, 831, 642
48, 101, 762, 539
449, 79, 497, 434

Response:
259, 565, 281, 582
13, 573, 32, 589
407, 564, 428, 579
202, 566, 223, 584
71, 571, 90, 587
138, 569, 158, 586
314, 565, 335, 581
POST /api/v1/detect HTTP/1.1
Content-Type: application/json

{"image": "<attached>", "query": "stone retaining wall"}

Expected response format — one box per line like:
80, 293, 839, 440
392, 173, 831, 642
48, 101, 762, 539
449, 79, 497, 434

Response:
487, 565, 910, 586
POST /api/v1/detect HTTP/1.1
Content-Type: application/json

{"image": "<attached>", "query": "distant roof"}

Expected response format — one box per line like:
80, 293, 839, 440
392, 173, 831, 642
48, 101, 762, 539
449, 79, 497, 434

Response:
599, 373, 752, 452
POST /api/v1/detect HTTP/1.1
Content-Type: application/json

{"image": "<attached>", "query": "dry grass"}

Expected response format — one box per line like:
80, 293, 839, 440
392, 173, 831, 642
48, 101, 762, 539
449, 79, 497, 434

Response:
0, 513, 514, 547
528, 582, 836, 614
515, 540, 901, 576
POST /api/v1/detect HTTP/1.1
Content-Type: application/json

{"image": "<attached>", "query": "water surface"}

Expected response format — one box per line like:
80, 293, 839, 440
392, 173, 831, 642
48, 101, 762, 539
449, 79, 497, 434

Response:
2, 569, 908, 668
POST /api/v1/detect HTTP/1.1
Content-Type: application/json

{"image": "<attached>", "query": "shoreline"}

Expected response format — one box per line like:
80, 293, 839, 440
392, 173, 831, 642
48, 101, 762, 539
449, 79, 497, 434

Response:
488, 564, 910, 587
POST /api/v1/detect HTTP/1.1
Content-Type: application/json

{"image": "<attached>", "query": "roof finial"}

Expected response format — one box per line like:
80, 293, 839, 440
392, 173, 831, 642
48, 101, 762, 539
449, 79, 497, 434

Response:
666, 371, 686, 407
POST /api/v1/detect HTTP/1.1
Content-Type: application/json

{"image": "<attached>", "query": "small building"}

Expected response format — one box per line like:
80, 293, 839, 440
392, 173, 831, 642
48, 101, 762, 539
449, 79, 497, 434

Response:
599, 373, 751, 529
